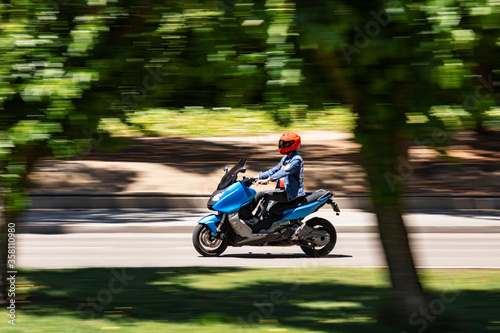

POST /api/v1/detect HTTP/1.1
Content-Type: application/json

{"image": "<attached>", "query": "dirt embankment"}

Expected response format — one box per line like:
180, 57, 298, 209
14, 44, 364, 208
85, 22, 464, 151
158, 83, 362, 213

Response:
28, 131, 500, 195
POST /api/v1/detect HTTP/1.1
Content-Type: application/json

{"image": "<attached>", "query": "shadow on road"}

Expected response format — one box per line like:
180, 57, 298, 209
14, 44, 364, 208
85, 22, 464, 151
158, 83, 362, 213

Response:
221, 253, 353, 259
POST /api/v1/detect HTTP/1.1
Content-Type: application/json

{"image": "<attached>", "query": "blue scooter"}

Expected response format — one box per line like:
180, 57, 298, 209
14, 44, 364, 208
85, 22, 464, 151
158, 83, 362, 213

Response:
192, 158, 341, 257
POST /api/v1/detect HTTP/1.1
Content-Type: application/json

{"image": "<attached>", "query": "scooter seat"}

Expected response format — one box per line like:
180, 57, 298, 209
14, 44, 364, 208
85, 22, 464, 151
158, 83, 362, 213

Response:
268, 189, 331, 216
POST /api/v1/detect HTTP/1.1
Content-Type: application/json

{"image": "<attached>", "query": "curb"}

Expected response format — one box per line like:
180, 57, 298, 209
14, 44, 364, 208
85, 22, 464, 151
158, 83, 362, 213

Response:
29, 192, 500, 210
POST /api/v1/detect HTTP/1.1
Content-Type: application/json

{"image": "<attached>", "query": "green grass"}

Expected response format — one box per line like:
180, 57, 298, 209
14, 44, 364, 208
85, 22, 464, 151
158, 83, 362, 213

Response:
99, 106, 356, 137
2, 267, 500, 332
99, 106, 500, 138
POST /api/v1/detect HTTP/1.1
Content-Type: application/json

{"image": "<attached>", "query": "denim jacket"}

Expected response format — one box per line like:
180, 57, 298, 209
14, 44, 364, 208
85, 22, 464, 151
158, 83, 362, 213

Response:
259, 151, 305, 201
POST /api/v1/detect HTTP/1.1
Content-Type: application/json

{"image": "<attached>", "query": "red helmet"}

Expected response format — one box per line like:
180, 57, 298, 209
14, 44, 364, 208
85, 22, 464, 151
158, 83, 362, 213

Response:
278, 132, 301, 154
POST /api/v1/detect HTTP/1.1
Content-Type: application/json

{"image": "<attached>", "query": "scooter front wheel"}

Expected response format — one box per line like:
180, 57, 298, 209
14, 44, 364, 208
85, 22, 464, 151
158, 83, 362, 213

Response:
192, 224, 229, 257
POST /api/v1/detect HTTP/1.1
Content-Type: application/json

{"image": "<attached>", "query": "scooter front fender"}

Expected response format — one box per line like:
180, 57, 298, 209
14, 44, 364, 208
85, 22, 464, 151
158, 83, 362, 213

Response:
197, 214, 223, 236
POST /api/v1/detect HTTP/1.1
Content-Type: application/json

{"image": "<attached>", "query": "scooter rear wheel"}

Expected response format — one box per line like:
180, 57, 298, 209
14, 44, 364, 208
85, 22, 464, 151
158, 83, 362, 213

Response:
193, 224, 229, 257
299, 217, 337, 258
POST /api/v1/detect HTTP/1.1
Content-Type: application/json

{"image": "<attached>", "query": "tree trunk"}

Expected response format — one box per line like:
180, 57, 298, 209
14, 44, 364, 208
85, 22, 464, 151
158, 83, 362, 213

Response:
373, 202, 427, 322
312, 42, 429, 321
356, 106, 429, 322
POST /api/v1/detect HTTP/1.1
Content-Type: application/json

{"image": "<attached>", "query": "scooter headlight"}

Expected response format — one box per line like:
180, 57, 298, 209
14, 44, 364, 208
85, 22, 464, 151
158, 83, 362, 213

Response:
212, 192, 223, 202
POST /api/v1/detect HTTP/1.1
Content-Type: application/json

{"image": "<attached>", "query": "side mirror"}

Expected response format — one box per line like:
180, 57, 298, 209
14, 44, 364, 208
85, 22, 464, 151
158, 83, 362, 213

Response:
223, 166, 228, 174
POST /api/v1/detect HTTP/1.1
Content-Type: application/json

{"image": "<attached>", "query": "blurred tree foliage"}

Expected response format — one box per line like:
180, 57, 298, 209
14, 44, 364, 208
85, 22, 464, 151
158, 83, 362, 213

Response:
0, 0, 499, 327
293, 0, 499, 323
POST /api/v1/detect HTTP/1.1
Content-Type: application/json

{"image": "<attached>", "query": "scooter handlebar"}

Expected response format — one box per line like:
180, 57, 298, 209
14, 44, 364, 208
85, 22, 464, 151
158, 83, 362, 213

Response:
241, 177, 256, 187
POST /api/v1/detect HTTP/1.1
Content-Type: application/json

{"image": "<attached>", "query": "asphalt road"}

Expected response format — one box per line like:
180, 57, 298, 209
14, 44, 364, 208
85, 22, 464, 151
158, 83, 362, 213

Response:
16, 208, 500, 269
17, 232, 500, 269
18, 208, 500, 233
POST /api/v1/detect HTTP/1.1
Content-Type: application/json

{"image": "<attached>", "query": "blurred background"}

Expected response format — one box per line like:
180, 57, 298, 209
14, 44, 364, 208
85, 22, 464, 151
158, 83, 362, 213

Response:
1, 1, 500, 332
0, 0, 496, 199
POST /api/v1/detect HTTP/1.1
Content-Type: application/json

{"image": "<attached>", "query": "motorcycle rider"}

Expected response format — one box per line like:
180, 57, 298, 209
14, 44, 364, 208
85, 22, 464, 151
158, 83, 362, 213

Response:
246, 132, 306, 223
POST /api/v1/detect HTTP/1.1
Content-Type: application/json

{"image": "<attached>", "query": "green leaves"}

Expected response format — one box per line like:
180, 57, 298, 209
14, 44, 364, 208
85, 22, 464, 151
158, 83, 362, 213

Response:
0, 0, 117, 213
8, 120, 61, 145
0, 0, 499, 216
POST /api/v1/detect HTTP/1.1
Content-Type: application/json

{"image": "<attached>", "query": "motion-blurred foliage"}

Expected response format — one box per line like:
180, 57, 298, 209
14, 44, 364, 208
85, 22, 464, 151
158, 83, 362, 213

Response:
0, 0, 499, 210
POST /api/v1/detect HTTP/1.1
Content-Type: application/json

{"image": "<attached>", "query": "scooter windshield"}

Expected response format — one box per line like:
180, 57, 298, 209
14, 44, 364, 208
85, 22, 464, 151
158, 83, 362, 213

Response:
217, 158, 247, 190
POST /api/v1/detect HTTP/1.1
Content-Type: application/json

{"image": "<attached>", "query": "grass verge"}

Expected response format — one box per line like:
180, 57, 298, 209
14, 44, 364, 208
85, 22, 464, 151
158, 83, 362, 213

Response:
1, 267, 499, 332
98, 106, 356, 137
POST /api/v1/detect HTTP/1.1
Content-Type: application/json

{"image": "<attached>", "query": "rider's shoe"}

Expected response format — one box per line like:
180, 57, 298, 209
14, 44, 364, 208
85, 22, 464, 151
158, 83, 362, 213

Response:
243, 217, 259, 225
